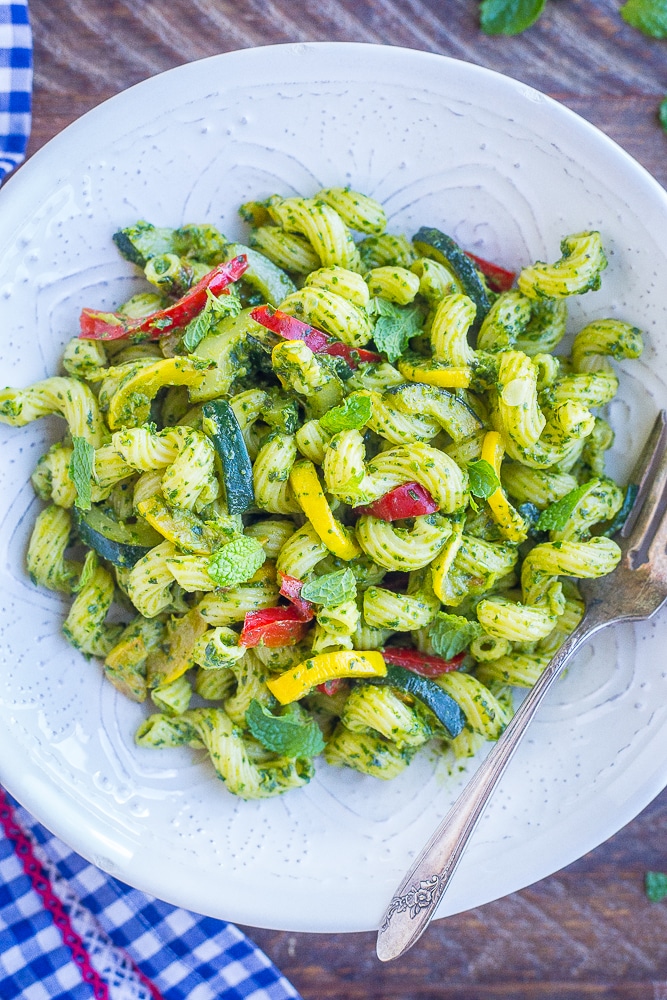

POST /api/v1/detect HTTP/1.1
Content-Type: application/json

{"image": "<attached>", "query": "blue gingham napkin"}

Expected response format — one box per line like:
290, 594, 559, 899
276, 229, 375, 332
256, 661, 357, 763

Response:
1, 789, 302, 1000
0, 6, 302, 997
0, 0, 31, 180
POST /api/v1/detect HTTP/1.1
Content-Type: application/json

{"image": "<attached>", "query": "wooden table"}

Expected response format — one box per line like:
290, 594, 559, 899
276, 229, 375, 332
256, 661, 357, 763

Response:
26, 2, 667, 997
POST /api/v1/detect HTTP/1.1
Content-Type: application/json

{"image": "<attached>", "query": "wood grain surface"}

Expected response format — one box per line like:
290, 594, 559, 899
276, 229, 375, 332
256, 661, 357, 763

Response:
24, 1, 667, 997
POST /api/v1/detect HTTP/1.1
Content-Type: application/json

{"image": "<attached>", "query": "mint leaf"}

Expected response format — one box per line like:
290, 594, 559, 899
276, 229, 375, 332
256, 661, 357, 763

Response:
246, 699, 325, 757
370, 297, 423, 363
72, 549, 98, 593
536, 482, 594, 532
429, 613, 483, 660
467, 459, 500, 499
182, 306, 213, 351
480, 0, 546, 34
319, 394, 372, 434
301, 568, 357, 607
69, 436, 95, 511
207, 535, 266, 588
646, 871, 667, 902
182, 288, 241, 350
660, 96, 667, 132
620, 0, 667, 37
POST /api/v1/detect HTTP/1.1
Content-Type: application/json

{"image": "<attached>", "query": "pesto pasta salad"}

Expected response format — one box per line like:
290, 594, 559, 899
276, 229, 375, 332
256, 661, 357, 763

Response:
0, 187, 642, 799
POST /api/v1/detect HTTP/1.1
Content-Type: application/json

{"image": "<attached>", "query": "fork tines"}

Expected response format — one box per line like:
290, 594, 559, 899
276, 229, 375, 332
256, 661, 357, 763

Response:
621, 410, 667, 573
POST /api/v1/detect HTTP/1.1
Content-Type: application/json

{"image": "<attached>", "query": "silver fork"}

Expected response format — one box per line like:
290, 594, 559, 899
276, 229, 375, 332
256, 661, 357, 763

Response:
376, 408, 667, 962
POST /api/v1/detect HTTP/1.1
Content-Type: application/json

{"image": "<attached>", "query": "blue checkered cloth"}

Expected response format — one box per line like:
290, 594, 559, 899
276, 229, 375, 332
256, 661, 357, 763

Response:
1, 790, 303, 1000
0, 8, 301, 996
0, 1, 31, 179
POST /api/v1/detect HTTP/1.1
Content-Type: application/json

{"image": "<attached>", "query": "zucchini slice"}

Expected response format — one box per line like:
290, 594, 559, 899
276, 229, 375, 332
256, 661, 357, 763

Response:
202, 399, 255, 514
75, 506, 162, 567
223, 242, 296, 306
113, 221, 228, 268
412, 226, 491, 331
112, 221, 176, 267
368, 662, 467, 739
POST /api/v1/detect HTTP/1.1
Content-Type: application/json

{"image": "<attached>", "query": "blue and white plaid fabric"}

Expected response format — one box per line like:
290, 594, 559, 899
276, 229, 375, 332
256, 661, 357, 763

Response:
0, 1, 31, 179
0, 8, 301, 996
1, 790, 302, 1000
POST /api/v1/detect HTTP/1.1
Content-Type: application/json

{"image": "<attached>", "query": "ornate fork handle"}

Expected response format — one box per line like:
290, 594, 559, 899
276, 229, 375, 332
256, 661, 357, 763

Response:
376, 608, 608, 962
377, 410, 667, 962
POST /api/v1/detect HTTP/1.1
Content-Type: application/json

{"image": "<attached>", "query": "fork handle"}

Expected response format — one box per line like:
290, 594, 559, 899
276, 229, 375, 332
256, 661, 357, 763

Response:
376, 613, 606, 962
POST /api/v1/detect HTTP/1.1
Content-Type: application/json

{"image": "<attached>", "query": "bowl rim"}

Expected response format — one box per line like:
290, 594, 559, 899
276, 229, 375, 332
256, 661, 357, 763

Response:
2, 41, 667, 932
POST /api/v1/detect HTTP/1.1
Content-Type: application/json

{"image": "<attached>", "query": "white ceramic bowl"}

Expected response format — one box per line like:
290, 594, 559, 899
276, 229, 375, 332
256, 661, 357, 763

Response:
1, 43, 667, 933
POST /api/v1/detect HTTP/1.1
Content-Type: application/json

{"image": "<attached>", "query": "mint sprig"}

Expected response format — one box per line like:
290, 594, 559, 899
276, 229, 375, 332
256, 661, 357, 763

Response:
660, 96, 667, 132
480, 0, 667, 41
245, 700, 325, 757
646, 871, 667, 902
69, 436, 95, 511
480, 0, 546, 34
620, 0, 667, 37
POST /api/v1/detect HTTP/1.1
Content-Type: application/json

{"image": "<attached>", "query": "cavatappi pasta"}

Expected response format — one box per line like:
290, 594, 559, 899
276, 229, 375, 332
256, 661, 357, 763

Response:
1, 191, 642, 799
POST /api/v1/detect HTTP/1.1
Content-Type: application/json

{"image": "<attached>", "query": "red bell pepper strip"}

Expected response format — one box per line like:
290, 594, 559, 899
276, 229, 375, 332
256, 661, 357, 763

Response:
79, 255, 249, 341
250, 305, 330, 352
250, 305, 381, 368
278, 575, 339, 690
381, 647, 465, 678
321, 341, 381, 366
356, 482, 438, 521
240, 606, 312, 648
466, 253, 515, 294
278, 573, 314, 621
316, 677, 348, 696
